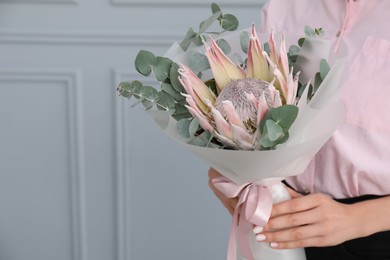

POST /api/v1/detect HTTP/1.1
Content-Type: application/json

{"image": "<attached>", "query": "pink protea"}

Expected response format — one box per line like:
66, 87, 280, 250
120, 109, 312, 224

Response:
178, 25, 299, 150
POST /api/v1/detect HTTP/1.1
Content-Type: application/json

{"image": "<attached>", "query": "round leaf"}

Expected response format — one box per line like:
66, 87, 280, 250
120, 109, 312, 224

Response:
240, 31, 250, 54
211, 3, 222, 15
154, 56, 173, 82
157, 91, 175, 111
135, 50, 157, 76
161, 82, 185, 101
221, 14, 239, 31
216, 38, 231, 55
170, 63, 185, 93
187, 51, 210, 74
198, 11, 222, 36
177, 119, 191, 138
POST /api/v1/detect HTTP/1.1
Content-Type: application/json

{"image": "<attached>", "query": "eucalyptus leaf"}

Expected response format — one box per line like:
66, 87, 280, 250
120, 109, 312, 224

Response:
142, 99, 154, 110
319, 58, 330, 80
304, 26, 316, 37
180, 28, 197, 51
118, 80, 143, 99
188, 131, 212, 147
172, 103, 191, 121
240, 31, 250, 54
211, 3, 222, 16
176, 119, 191, 138
117, 82, 133, 98
187, 51, 210, 74
170, 63, 185, 93
314, 72, 322, 93
216, 38, 231, 54
265, 119, 285, 142
269, 105, 299, 130
298, 38, 305, 47
288, 45, 301, 56
220, 14, 239, 31
263, 42, 270, 55
139, 85, 159, 102
189, 117, 200, 137
156, 91, 176, 111
154, 56, 173, 82
198, 11, 222, 36
161, 82, 185, 101
135, 50, 157, 76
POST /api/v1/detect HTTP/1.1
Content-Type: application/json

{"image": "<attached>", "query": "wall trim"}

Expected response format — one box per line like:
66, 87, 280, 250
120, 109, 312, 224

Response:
0, 30, 179, 46
0, 69, 88, 260
110, 0, 261, 7
0, 0, 78, 4
112, 70, 157, 260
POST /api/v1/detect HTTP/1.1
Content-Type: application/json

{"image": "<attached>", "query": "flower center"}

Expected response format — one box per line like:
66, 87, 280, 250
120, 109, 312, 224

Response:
215, 78, 270, 129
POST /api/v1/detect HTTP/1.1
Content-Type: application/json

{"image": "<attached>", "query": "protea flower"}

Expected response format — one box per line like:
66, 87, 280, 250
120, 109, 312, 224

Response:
178, 25, 300, 150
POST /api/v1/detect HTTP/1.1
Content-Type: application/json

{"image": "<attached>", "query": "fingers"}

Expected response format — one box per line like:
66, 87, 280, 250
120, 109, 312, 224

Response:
265, 207, 320, 231
270, 193, 323, 218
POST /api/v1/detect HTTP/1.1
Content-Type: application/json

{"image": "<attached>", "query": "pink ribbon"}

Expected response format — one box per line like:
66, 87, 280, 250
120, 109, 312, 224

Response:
212, 176, 274, 260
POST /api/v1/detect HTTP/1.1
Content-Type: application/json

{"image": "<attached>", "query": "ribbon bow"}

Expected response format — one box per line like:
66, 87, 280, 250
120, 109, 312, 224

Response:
212, 176, 274, 260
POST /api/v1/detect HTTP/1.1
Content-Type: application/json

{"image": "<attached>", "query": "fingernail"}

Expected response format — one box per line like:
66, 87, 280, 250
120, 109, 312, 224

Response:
253, 226, 263, 234
255, 234, 266, 241
270, 242, 278, 248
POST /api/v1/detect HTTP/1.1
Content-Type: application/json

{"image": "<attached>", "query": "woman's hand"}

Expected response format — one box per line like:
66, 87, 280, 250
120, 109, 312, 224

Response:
208, 167, 238, 215
253, 191, 368, 249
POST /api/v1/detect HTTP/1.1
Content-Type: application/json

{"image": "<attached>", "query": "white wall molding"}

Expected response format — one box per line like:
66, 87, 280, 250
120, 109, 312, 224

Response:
0, 69, 88, 260
112, 70, 157, 260
0, 30, 179, 46
0, 0, 78, 4
110, 0, 261, 7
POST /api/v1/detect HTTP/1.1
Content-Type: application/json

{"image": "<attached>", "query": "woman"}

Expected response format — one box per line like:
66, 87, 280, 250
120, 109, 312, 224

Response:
209, 0, 390, 259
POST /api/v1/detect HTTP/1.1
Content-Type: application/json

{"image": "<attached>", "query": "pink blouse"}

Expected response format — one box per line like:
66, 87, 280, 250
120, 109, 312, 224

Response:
260, 0, 390, 198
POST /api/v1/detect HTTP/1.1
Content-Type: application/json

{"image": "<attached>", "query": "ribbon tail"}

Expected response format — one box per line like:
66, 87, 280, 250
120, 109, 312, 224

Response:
238, 203, 255, 260
227, 208, 240, 260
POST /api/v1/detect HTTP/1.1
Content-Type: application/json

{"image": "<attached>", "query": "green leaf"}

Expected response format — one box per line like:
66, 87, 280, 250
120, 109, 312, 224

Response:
177, 119, 191, 138
298, 38, 305, 47
139, 85, 159, 103
313, 72, 322, 93
170, 63, 185, 93
189, 117, 200, 137
267, 105, 299, 130
263, 42, 270, 55
220, 14, 239, 31
187, 51, 210, 74
172, 103, 191, 121
198, 11, 222, 36
156, 91, 176, 111
154, 56, 173, 82
180, 28, 197, 51
240, 31, 250, 54
117, 82, 133, 98
304, 26, 316, 37
265, 119, 285, 142
188, 131, 212, 147
161, 82, 185, 101
211, 3, 222, 16
216, 38, 231, 54
319, 58, 330, 80
288, 45, 301, 56
135, 50, 157, 76
118, 80, 144, 99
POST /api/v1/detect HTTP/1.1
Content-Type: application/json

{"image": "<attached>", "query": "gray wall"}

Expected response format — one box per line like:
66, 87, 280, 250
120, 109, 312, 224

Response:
0, 1, 266, 259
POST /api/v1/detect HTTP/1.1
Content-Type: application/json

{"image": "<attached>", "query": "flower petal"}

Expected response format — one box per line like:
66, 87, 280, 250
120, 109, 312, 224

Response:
206, 37, 245, 92
178, 63, 216, 113
221, 100, 246, 129
211, 107, 233, 140
247, 25, 270, 81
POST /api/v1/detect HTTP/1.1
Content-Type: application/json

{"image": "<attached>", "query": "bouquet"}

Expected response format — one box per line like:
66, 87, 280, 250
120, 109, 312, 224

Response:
117, 3, 346, 260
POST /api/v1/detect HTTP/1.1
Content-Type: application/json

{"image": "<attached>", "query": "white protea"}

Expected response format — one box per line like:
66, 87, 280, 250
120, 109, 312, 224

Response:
178, 25, 299, 150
